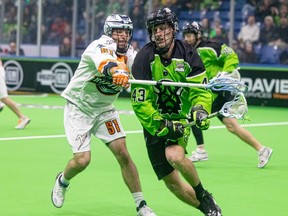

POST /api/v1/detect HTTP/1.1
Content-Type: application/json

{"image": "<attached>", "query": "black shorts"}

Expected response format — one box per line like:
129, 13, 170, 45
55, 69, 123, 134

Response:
143, 128, 175, 180
212, 91, 235, 122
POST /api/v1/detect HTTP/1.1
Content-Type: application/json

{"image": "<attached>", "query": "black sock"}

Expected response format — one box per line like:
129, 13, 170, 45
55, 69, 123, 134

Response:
193, 182, 205, 200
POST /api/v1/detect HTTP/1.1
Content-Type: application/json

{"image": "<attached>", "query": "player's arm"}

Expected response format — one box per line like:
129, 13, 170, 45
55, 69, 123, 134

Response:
186, 47, 212, 114
219, 44, 239, 74
91, 45, 130, 88
186, 48, 213, 129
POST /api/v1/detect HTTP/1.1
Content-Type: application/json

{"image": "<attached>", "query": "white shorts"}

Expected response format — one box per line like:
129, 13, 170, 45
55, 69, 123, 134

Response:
64, 101, 126, 153
0, 66, 8, 99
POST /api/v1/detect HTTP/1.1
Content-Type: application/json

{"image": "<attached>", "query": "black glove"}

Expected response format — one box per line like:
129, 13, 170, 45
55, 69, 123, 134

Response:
192, 105, 210, 130
156, 119, 184, 141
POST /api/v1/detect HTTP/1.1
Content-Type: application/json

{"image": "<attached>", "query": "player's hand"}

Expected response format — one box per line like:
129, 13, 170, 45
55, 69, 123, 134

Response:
110, 63, 130, 89
156, 119, 184, 141
215, 69, 241, 81
192, 105, 210, 130
112, 69, 129, 88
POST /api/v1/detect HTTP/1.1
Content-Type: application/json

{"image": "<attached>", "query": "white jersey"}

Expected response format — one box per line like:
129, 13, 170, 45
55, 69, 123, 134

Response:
0, 65, 8, 99
61, 35, 136, 118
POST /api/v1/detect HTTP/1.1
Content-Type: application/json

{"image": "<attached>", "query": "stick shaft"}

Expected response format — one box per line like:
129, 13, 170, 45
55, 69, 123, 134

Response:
128, 79, 207, 88
184, 112, 219, 127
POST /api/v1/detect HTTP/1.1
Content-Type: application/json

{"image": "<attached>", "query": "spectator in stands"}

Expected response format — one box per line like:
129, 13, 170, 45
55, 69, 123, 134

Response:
231, 40, 244, 61
7, 41, 25, 56
239, 40, 258, 63
259, 15, 279, 45
131, 40, 141, 52
210, 18, 227, 44
129, 4, 146, 29
200, 0, 220, 12
47, 16, 69, 44
40, 24, 49, 44
3, 11, 17, 42
241, 0, 258, 21
50, 16, 69, 38
93, 0, 107, 38
277, 17, 288, 44
161, 0, 180, 16
255, 0, 279, 22
144, 0, 162, 16
237, 15, 260, 49
210, 27, 227, 44
200, 17, 211, 40
275, 17, 288, 64
274, 3, 288, 26
177, 0, 202, 11
106, 0, 126, 15
22, 4, 37, 43
59, 36, 72, 57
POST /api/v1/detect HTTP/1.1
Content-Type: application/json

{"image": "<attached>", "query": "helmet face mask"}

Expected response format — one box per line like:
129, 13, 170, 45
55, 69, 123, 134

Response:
182, 21, 203, 37
104, 14, 133, 54
146, 8, 179, 54
182, 21, 203, 46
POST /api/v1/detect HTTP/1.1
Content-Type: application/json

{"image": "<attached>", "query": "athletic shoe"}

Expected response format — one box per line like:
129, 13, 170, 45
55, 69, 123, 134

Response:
137, 200, 157, 216
0, 103, 4, 112
15, 116, 30, 129
188, 148, 208, 162
198, 190, 222, 216
258, 147, 273, 168
51, 172, 69, 208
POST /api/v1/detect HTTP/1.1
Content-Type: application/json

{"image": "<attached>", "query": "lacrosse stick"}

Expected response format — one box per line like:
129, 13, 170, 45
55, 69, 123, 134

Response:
128, 77, 248, 93
184, 92, 248, 127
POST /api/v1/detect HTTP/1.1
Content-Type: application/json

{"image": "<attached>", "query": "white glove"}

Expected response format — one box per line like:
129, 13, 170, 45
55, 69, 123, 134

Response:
215, 69, 241, 81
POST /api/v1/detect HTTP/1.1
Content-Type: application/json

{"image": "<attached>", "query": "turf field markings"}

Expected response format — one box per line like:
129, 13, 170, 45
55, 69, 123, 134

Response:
11, 93, 49, 97
1, 122, 288, 141
15, 104, 135, 114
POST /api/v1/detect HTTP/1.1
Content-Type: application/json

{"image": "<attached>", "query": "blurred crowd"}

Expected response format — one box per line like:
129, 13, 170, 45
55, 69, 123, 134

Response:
0, 0, 287, 64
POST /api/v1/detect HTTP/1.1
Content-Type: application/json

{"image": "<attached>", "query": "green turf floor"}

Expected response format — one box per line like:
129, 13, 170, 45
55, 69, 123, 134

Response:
0, 94, 287, 216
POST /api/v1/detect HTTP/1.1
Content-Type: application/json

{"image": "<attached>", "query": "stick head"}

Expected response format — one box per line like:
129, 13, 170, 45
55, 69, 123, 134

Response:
219, 92, 248, 119
208, 77, 248, 94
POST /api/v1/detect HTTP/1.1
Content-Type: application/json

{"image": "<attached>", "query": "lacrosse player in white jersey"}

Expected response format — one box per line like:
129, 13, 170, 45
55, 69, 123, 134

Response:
51, 14, 156, 216
0, 59, 30, 129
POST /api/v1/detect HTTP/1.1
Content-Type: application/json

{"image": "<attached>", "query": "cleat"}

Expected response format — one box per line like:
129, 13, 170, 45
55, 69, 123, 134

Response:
198, 190, 222, 216
137, 200, 157, 216
15, 116, 30, 129
258, 147, 273, 168
51, 172, 68, 208
0, 103, 4, 112
188, 148, 208, 162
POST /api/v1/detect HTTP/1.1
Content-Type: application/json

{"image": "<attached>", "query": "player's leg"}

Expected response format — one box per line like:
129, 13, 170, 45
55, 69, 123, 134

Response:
51, 102, 93, 208
108, 139, 156, 216
144, 129, 221, 215
96, 110, 156, 216
109, 137, 141, 192
223, 117, 262, 150
0, 63, 30, 129
0, 97, 24, 119
162, 166, 199, 207
222, 117, 273, 168
1, 97, 30, 129
189, 125, 208, 162
165, 144, 222, 215
166, 144, 201, 187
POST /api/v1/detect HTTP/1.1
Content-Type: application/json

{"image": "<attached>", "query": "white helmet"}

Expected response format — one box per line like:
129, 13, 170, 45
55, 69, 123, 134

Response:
103, 14, 133, 54
103, 14, 133, 37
